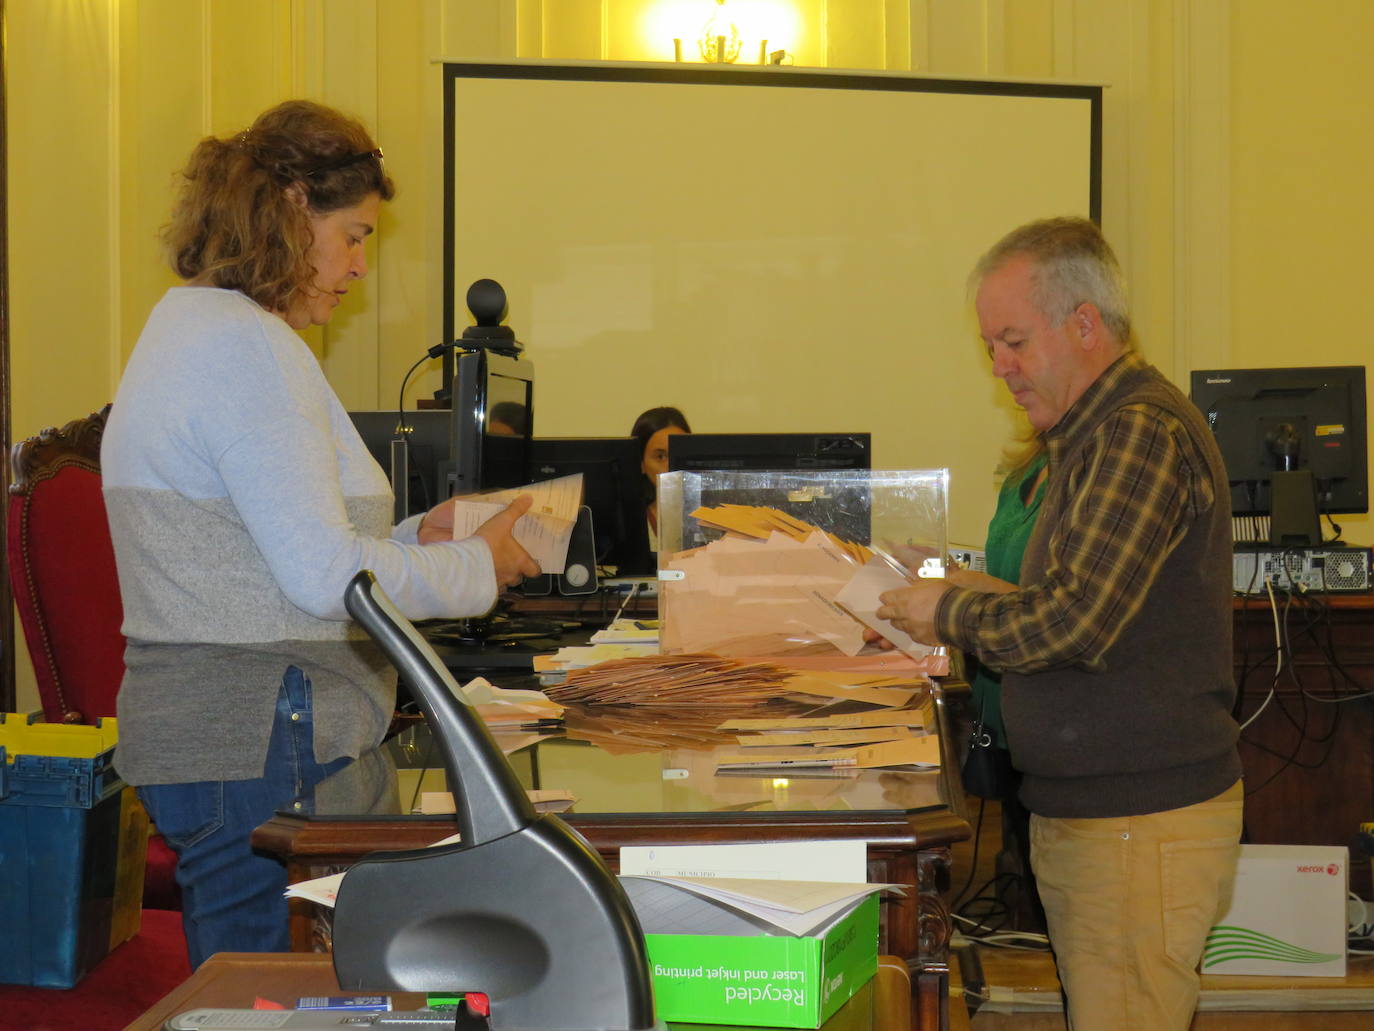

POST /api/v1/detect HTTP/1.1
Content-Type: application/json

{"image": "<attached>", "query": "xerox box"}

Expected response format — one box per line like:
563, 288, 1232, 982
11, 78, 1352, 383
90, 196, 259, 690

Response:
0, 715, 148, 987
1204, 844, 1348, 977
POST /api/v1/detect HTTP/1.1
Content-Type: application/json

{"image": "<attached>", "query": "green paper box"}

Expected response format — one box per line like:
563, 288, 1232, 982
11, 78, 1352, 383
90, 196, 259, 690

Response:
637, 893, 879, 1028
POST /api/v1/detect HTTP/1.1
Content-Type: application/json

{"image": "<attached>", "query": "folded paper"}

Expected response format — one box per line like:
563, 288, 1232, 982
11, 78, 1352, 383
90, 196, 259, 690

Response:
450, 473, 583, 574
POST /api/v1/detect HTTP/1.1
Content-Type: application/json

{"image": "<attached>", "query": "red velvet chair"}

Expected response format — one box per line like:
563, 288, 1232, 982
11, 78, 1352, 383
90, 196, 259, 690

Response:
8, 406, 128, 726
7, 404, 181, 910
4, 407, 190, 1021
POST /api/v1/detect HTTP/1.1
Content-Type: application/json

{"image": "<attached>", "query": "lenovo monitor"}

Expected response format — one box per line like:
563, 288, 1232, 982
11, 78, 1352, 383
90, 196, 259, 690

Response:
1190, 365, 1367, 546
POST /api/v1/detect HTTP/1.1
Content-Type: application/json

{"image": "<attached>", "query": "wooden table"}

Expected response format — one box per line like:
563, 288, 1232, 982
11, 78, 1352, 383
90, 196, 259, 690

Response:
252, 697, 969, 1031
127, 952, 913, 1031
1232, 591, 1374, 898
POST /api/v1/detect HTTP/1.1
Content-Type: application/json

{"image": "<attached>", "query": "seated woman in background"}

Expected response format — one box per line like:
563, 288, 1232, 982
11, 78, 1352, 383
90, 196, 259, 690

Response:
630, 406, 692, 552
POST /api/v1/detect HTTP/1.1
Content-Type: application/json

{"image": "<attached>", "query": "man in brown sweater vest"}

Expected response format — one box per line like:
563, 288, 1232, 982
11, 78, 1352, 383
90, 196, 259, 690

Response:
878, 217, 1242, 1030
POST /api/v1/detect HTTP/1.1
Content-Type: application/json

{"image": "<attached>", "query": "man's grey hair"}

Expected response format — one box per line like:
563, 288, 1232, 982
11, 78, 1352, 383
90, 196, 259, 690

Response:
971, 216, 1132, 343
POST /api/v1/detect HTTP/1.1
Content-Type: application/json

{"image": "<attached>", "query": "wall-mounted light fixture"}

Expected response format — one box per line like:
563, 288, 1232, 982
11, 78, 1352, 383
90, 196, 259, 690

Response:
699, 0, 741, 63
669, 0, 791, 66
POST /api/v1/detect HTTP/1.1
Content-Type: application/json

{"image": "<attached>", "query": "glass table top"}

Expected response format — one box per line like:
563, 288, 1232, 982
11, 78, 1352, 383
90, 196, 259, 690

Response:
284, 694, 955, 824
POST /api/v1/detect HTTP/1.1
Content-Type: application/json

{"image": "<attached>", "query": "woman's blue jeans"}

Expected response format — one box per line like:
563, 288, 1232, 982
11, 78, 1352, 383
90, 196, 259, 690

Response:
137, 666, 350, 968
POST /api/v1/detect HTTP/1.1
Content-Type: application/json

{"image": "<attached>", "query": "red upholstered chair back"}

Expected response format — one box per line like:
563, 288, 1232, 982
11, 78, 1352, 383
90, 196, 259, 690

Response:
7, 405, 126, 724
6, 405, 184, 914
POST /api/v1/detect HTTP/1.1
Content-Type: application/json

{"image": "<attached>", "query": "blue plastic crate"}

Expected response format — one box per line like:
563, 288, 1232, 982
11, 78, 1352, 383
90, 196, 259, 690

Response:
0, 745, 123, 809
0, 736, 147, 987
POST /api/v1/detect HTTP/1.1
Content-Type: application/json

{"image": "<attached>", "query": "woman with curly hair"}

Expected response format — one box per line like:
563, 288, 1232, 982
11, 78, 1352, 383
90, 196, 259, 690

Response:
102, 100, 538, 966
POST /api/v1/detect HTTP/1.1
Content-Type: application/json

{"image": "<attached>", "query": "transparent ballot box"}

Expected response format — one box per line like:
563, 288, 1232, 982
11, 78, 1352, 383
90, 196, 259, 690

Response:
655, 469, 949, 662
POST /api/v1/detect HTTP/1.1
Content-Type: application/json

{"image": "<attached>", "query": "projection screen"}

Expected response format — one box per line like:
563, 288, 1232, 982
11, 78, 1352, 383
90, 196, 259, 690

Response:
444, 63, 1101, 541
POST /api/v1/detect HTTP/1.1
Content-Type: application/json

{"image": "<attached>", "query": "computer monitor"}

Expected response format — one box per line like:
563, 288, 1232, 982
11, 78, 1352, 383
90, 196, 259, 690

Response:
527, 437, 652, 575
1189, 365, 1368, 546
349, 410, 452, 523
667, 432, 871, 473
450, 348, 535, 495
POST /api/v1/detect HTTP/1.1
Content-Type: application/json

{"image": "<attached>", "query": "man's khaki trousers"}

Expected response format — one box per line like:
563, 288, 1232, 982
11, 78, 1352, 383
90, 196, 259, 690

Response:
1030, 780, 1244, 1030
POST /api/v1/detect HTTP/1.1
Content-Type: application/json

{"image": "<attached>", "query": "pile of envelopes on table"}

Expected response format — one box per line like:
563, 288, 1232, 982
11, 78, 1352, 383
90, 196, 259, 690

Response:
539, 470, 954, 771
659, 502, 946, 675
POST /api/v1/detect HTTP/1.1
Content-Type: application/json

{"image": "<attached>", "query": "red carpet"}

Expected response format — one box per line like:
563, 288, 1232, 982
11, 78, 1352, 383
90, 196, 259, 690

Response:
0, 909, 190, 1031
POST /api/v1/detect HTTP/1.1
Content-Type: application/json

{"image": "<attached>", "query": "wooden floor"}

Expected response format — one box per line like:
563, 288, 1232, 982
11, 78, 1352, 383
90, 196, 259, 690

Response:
952, 945, 1374, 1030
945, 799, 1374, 1030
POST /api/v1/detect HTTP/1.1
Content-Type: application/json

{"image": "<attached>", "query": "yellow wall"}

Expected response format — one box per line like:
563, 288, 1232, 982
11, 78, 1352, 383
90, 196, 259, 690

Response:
6, 0, 1373, 710
1229, 1, 1373, 546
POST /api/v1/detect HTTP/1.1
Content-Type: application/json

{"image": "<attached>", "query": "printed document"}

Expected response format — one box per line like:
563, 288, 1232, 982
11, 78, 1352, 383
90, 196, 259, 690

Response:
450, 473, 582, 574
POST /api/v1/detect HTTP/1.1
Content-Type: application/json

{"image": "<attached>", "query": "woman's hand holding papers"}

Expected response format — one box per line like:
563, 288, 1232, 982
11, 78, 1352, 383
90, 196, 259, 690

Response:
475, 495, 542, 586
417, 499, 453, 545
420, 494, 542, 587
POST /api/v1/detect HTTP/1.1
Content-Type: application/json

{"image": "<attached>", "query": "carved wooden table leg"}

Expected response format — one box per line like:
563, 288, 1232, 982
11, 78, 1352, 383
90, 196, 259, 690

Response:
913, 846, 955, 1031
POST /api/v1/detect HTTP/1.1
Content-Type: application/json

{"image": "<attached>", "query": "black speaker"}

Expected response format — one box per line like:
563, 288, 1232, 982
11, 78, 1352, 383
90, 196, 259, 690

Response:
520, 506, 599, 596
558, 506, 599, 596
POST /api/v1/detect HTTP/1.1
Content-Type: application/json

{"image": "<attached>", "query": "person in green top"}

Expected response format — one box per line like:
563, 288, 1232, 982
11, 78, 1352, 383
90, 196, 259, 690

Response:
965, 439, 1048, 928
881, 440, 1048, 917
970, 443, 1048, 749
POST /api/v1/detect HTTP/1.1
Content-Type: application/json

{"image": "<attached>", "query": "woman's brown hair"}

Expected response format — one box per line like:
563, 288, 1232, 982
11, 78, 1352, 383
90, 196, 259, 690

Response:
162, 100, 395, 315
